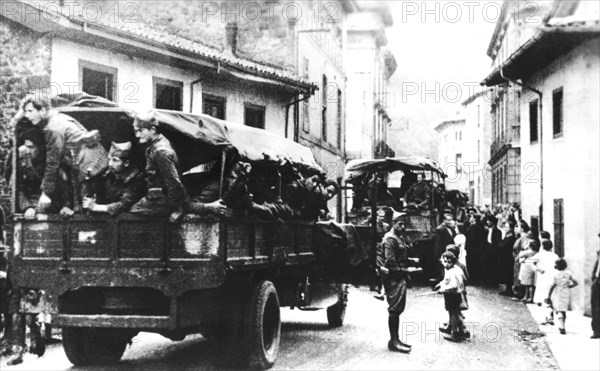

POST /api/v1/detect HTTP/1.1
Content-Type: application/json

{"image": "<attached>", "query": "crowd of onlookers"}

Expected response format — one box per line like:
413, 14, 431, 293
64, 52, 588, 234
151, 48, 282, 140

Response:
437, 202, 599, 339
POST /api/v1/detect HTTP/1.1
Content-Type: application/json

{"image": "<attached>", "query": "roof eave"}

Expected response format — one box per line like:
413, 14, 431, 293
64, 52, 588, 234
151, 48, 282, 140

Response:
2, 0, 314, 93
481, 25, 600, 86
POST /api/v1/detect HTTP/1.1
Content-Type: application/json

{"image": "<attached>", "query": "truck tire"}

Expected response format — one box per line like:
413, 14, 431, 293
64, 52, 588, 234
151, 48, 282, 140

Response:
82, 328, 129, 365
326, 284, 348, 327
243, 280, 281, 369
62, 327, 90, 366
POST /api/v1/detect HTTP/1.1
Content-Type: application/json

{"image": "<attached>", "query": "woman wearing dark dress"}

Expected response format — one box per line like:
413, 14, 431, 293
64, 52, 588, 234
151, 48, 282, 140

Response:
465, 214, 487, 285
497, 220, 517, 296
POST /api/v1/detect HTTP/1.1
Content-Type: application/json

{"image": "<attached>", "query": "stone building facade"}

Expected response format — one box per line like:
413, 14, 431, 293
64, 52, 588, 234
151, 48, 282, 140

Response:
462, 91, 493, 207
344, 4, 396, 160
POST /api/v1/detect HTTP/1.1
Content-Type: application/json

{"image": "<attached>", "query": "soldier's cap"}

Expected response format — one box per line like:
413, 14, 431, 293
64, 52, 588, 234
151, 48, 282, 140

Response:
392, 212, 408, 224
133, 110, 159, 130
109, 141, 132, 159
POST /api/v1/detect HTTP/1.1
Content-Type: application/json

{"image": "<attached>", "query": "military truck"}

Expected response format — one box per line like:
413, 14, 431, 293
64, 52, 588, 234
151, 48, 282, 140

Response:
342, 157, 447, 280
7, 95, 364, 369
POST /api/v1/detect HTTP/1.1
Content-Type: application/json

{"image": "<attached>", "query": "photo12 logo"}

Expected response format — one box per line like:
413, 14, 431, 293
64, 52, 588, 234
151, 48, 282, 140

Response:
398, 1, 543, 24
199, 1, 341, 24
1, 1, 140, 24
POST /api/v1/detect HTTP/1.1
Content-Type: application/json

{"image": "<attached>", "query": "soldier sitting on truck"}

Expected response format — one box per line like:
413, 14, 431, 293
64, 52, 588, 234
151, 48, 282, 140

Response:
245, 164, 293, 220
183, 161, 228, 217
130, 112, 185, 222
315, 179, 340, 221
404, 173, 432, 210
185, 159, 260, 217
81, 142, 146, 215
19, 94, 109, 217
3, 119, 46, 219
284, 174, 326, 220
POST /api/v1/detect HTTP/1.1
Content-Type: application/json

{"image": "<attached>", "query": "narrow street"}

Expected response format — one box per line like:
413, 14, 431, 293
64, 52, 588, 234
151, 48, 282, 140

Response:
2, 285, 560, 370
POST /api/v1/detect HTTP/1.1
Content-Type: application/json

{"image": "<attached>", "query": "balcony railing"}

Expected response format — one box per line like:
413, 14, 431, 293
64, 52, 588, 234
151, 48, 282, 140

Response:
490, 127, 520, 157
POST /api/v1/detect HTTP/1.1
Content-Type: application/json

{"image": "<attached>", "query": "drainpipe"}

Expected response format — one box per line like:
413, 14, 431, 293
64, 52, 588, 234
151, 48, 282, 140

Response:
500, 68, 544, 230
285, 93, 312, 141
189, 78, 203, 113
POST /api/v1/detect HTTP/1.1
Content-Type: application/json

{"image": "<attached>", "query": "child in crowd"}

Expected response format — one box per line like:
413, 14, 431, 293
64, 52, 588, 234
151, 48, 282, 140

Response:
446, 244, 469, 283
439, 245, 469, 336
547, 258, 578, 334
534, 239, 559, 325
435, 251, 468, 342
518, 240, 539, 303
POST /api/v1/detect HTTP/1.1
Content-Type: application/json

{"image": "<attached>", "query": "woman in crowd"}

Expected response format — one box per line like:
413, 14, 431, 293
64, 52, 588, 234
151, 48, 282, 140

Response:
465, 213, 486, 285
498, 220, 517, 296
512, 221, 532, 299
517, 240, 539, 303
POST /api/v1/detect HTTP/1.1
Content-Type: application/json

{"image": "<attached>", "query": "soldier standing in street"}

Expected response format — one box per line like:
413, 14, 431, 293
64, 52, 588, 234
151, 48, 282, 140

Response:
380, 213, 418, 353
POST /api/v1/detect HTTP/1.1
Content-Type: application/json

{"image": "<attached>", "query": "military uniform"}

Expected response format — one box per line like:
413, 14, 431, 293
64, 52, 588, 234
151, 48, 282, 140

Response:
382, 231, 411, 314
405, 180, 432, 208
381, 225, 414, 353
184, 177, 221, 214
94, 165, 146, 215
40, 111, 108, 208
131, 134, 185, 216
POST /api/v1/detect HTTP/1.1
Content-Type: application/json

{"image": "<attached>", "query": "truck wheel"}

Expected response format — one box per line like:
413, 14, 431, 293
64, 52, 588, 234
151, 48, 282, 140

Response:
62, 327, 90, 366
327, 284, 348, 327
243, 280, 281, 369
81, 328, 129, 365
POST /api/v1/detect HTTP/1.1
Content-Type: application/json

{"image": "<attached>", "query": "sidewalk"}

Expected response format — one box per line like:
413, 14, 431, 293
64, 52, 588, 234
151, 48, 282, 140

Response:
526, 303, 600, 371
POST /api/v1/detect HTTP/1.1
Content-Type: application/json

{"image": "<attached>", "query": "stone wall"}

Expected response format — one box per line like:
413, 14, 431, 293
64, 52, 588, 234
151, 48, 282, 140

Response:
136, 0, 295, 69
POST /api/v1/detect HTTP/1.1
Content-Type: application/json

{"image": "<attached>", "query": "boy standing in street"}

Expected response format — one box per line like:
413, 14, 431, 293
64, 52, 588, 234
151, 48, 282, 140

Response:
435, 251, 468, 342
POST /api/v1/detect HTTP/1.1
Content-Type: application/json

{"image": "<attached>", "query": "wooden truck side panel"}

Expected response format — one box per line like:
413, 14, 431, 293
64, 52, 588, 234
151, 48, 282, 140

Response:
11, 214, 317, 331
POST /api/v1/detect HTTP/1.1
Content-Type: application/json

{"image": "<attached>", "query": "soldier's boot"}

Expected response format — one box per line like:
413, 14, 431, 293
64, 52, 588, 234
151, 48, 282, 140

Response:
0, 339, 12, 357
4, 345, 24, 365
387, 315, 410, 353
26, 317, 45, 357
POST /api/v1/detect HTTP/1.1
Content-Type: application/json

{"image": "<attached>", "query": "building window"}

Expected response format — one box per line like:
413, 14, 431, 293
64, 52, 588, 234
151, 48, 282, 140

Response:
202, 93, 226, 120
529, 100, 539, 143
321, 74, 328, 141
530, 216, 539, 236
477, 104, 481, 128
244, 103, 265, 129
553, 198, 564, 257
302, 100, 310, 133
153, 77, 183, 111
552, 87, 563, 138
455, 153, 462, 173
302, 58, 310, 133
477, 140, 480, 163
79, 60, 117, 101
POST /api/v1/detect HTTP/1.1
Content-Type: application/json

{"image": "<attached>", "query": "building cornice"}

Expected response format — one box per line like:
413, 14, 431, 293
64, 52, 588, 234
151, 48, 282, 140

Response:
481, 21, 600, 86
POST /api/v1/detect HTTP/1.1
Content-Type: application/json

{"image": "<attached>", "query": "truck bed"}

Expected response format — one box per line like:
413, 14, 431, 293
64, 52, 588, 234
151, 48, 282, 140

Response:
12, 214, 316, 309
